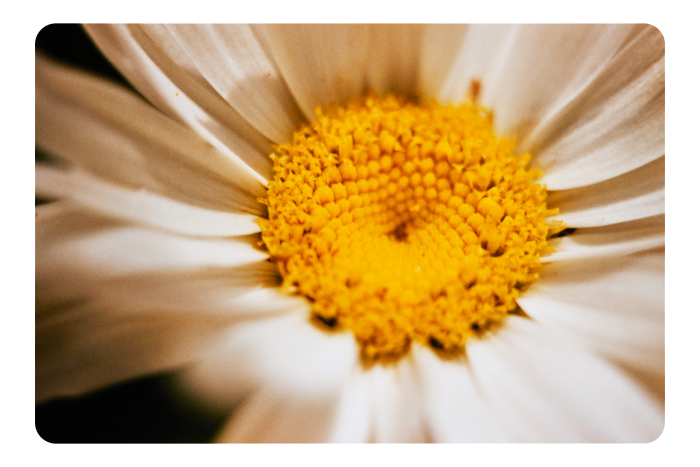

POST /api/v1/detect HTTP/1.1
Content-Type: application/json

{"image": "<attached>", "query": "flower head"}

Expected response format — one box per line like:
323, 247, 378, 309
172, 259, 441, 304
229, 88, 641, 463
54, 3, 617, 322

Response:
36, 24, 664, 442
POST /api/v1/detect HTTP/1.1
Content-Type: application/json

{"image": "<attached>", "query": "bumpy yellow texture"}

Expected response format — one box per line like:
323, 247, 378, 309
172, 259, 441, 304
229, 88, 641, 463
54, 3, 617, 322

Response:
259, 95, 556, 362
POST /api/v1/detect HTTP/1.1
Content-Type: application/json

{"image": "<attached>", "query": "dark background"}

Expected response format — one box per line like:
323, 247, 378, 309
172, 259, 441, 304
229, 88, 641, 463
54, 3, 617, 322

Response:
35, 24, 228, 443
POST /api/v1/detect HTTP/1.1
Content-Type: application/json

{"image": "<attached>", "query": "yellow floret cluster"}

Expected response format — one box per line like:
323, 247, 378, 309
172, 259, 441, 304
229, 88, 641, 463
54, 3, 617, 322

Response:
259, 95, 556, 362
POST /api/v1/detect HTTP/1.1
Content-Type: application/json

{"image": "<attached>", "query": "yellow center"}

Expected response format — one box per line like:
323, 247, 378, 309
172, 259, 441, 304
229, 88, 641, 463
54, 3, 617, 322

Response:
259, 95, 557, 362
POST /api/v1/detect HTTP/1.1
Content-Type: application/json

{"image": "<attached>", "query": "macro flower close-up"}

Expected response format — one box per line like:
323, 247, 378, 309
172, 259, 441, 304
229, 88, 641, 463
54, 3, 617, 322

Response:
35, 24, 665, 443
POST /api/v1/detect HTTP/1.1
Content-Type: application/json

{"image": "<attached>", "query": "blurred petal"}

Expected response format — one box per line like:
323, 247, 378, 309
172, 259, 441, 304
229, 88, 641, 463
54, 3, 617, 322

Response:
166, 24, 304, 144
544, 215, 664, 262
36, 165, 262, 237
518, 250, 664, 400
216, 388, 340, 443
35, 54, 264, 215
327, 365, 372, 443
179, 312, 355, 412
547, 156, 664, 227
36, 203, 268, 301
467, 317, 663, 442
84, 24, 272, 183
417, 24, 470, 101
266, 24, 371, 120
367, 356, 429, 443
413, 346, 512, 442
367, 24, 424, 96
36, 303, 233, 402
38, 262, 282, 317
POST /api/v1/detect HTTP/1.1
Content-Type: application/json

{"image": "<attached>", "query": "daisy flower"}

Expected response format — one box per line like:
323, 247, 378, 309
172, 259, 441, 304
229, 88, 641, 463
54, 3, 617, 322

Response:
35, 24, 665, 442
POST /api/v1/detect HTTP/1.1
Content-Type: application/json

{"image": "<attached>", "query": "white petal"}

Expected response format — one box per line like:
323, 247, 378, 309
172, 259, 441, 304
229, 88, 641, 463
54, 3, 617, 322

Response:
547, 156, 664, 227
38, 264, 283, 318
36, 302, 230, 402
544, 214, 664, 262
435, 25, 633, 112
266, 24, 371, 120
35, 54, 265, 215
327, 365, 372, 443
531, 26, 665, 188
166, 24, 304, 144
467, 317, 664, 442
471, 26, 635, 130
36, 165, 262, 237
36, 203, 269, 295
518, 250, 664, 392
367, 356, 429, 442
216, 389, 340, 443
83, 24, 272, 183
412, 346, 512, 442
417, 24, 470, 101
431, 24, 664, 189
367, 24, 424, 96
179, 313, 356, 412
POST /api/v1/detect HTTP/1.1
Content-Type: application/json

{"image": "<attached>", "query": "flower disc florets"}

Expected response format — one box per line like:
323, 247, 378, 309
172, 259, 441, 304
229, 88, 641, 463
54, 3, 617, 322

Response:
259, 95, 556, 362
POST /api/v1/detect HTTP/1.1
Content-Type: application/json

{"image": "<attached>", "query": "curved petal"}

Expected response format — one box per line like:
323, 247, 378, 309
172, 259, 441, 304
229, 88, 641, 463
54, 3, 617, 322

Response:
467, 317, 664, 442
266, 24, 371, 120
36, 203, 269, 301
35, 54, 265, 215
326, 365, 372, 443
179, 312, 356, 412
531, 25, 665, 188
165, 24, 304, 144
38, 263, 283, 318
36, 303, 233, 403
367, 24, 425, 96
367, 356, 429, 443
479, 25, 635, 135
36, 165, 262, 237
547, 156, 664, 227
544, 214, 664, 262
431, 24, 663, 189
412, 346, 512, 442
518, 250, 664, 400
437, 24, 634, 115
84, 24, 272, 183
417, 24, 470, 101
216, 388, 340, 443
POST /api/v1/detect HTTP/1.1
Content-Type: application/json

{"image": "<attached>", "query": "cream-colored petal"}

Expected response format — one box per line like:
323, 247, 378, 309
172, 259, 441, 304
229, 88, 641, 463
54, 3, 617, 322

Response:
36, 203, 268, 293
83, 24, 272, 183
467, 317, 663, 442
36, 165, 262, 237
412, 346, 512, 442
38, 263, 281, 318
367, 24, 425, 96
36, 303, 232, 403
35, 55, 264, 215
367, 356, 429, 443
166, 24, 304, 144
326, 365, 372, 443
434, 25, 633, 112
518, 250, 664, 400
430, 24, 663, 189
216, 389, 340, 443
477, 26, 634, 131
547, 156, 664, 227
531, 26, 664, 188
417, 24, 470, 101
544, 215, 664, 262
179, 313, 356, 412
266, 24, 371, 120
